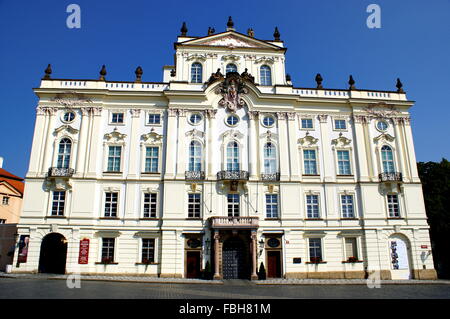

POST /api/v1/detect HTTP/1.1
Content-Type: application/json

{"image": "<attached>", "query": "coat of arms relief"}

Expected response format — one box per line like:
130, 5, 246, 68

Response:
212, 70, 254, 113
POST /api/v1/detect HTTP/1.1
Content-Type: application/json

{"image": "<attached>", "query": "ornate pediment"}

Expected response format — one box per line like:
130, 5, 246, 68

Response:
185, 53, 207, 61
221, 129, 244, 141
255, 56, 277, 64
185, 32, 278, 49
260, 130, 278, 142
185, 128, 205, 139
298, 133, 319, 146
104, 128, 127, 143
54, 124, 79, 135
141, 130, 163, 144
222, 54, 241, 62
331, 134, 352, 148
373, 133, 395, 144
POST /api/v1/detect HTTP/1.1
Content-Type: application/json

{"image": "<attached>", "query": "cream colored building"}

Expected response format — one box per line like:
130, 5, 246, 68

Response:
12, 18, 437, 280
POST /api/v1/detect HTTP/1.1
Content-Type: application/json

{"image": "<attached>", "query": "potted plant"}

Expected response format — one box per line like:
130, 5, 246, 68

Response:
347, 256, 358, 263
258, 262, 266, 280
101, 257, 113, 264
142, 258, 152, 265
310, 256, 322, 263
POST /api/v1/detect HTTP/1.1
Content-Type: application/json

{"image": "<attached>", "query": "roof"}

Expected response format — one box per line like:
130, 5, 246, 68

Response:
0, 168, 24, 195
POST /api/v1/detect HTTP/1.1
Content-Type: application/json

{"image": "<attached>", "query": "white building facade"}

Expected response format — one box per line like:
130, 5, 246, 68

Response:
13, 19, 437, 280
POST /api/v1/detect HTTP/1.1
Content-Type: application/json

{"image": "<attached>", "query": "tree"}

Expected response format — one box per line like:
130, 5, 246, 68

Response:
418, 158, 450, 278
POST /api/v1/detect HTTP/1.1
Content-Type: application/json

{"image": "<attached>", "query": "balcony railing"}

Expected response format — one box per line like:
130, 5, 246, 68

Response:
185, 170, 205, 181
261, 172, 280, 182
379, 172, 403, 182
217, 170, 249, 181
210, 216, 259, 229
47, 167, 75, 178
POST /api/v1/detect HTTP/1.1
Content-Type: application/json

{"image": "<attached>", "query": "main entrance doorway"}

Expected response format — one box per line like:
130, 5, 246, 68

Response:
267, 250, 282, 278
38, 233, 68, 274
222, 236, 250, 279
186, 251, 201, 278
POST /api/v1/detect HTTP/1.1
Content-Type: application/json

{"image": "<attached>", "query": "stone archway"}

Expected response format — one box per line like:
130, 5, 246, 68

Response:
38, 233, 68, 274
388, 234, 412, 279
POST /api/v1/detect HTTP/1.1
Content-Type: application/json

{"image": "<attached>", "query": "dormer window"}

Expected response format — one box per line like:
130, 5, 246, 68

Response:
260, 65, 272, 86
226, 63, 237, 74
191, 63, 202, 83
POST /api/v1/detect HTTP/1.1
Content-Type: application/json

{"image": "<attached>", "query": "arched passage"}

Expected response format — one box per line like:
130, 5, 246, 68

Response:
38, 233, 68, 274
388, 234, 412, 279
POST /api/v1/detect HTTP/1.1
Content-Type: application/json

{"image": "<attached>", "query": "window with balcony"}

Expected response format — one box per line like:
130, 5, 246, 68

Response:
57, 138, 72, 169
191, 63, 202, 83
263, 143, 277, 174
226, 141, 240, 171
341, 194, 355, 218
306, 194, 320, 218
104, 192, 118, 217
188, 141, 202, 172
303, 149, 318, 175
188, 193, 201, 218
381, 145, 395, 173
141, 238, 155, 263
143, 193, 157, 218
227, 194, 240, 217
107, 146, 122, 172
51, 191, 65, 216
266, 194, 279, 218
337, 150, 351, 175
260, 65, 272, 86
144, 146, 159, 173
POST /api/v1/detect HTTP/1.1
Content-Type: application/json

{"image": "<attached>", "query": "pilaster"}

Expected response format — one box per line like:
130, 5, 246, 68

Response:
287, 112, 300, 181
276, 112, 289, 180
175, 109, 187, 179
248, 111, 259, 179
86, 107, 103, 178
127, 109, 141, 179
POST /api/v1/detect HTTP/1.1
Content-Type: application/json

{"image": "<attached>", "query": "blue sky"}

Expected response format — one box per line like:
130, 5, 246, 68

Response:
0, 0, 449, 177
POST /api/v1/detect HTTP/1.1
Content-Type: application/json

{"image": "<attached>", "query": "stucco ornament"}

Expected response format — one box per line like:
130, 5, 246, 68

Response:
364, 102, 399, 119
215, 73, 248, 113
52, 91, 92, 108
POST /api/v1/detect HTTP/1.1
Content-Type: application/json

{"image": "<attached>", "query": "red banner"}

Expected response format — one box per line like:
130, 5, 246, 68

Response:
78, 238, 90, 264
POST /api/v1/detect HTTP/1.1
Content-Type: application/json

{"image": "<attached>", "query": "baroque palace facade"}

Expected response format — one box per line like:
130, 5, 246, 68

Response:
12, 18, 437, 280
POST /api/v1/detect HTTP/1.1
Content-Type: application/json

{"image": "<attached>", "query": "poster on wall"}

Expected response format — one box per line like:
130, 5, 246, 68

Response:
17, 235, 30, 263
78, 238, 90, 264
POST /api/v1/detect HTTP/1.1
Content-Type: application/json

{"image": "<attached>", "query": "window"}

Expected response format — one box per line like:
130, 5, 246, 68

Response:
101, 238, 115, 262
345, 237, 358, 260
189, 113, 202, 125
227, 194, 240, 217
111, 113, 124, 124
226, 114, 239, 126
2, 196, 9, 206
303, 149, 317, 175
226, 141, 240, 171
107, 146, 122, 172
260, 65, 272, 86
226, 63, 237, 74
62, 111, 75, 123
141, 238, 155, 263
341, 195, 355, 218
188, 193, 201, 218
188, 141, 202, 172
266, 194, 278, 218
144, 146, 159, 173
57, 138, 72, 169
377, 120, 388, 131
381, 145, 395, 173
143, 193, 157, 218
306, 194, 320, 218
387, 194, 400, 217
147, 113, 161, 125
334, 119, 346, 130
337, 150, 351, 175
263, 143, 277, 174
309, 238, 322, 263
301, 118, 313, 129
262, 115, 275, 127
191, 63, 202, 83
104, 192, 118, 217
51, 191, 65, 216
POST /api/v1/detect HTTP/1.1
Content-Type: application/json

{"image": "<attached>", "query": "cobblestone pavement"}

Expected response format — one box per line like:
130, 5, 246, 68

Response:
1, 276, 450, 299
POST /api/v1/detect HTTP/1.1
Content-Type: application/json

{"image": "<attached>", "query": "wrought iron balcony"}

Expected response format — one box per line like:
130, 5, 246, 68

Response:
379, 172, 403, 182
185, 170, 205, 181
261, 172, 280, 182
210, 216, 259, 229
217, 170, 249, 181
47, 167, 75, 178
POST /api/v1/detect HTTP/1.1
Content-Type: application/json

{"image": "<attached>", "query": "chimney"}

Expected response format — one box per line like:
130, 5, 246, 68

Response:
0, 157, 3, 168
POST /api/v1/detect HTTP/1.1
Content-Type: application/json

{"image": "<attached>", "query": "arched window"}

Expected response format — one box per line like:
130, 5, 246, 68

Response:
57, 138, 72, 169
260, 65, 272, 86
226, 141, 240, 171
191, 63, 202, 83
381, 145, 395, 173
189, 141, 202, 171
264, 143, 277, 174
226, 63, 237, 74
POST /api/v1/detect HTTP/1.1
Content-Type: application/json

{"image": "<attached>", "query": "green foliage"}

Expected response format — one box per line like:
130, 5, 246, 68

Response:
418, 158, 450, 278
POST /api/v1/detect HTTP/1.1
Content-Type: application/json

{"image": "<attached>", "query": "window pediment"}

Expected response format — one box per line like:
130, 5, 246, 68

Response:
331, 135, 352, 148
54, 124, 79, 136
221, 129, 244, 142
373, 133, 395, 144
140, 130, 163, 145
185, 128, 204, 139
104, 128, 127, 144
298, 134, 319, 147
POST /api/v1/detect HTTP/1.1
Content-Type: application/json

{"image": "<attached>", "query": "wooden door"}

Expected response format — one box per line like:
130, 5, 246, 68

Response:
186, 251, 200, 278
267, 251, 281, 278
